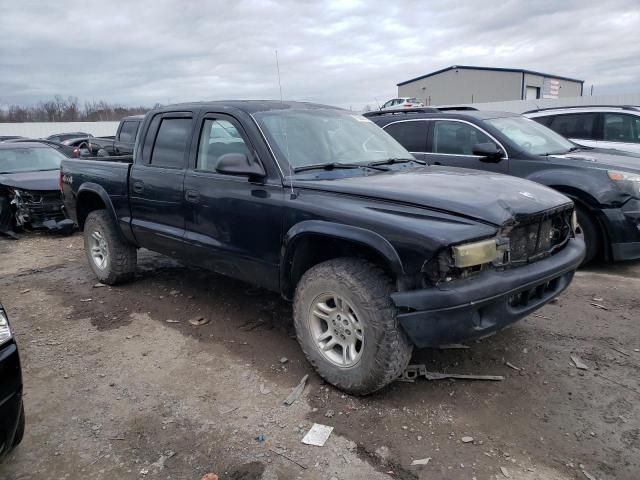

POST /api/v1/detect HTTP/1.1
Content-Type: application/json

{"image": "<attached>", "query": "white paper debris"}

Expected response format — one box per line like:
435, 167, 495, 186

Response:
301, 423, 334, 447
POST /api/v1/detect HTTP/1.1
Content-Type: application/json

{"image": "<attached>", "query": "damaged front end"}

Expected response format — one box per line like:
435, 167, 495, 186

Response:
5, 188, 74, 234
422, 205, 576, 286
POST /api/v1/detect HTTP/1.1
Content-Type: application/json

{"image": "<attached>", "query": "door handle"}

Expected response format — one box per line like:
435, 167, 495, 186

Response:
132, 181, 144, 194
185, 189, 200, 203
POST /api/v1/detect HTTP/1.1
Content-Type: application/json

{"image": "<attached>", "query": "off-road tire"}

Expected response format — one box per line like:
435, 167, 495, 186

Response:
83, 210, 137, 284
12, 402, 24, 446
293, 258, 413, 395
575, 206, 600, 265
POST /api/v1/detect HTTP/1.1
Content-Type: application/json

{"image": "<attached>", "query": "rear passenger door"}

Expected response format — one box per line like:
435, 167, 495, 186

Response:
129, 112, 193, 256
182, 113, 284, 290
425, 120, 508, 173
382, 120, 429, 161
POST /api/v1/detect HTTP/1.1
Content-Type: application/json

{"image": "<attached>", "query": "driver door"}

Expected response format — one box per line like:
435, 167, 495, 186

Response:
425, 120, 508, 173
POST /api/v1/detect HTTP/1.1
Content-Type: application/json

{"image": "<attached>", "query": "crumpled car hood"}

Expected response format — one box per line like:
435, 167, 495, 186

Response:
294, 165, 572, 226
0, 170, 60, 191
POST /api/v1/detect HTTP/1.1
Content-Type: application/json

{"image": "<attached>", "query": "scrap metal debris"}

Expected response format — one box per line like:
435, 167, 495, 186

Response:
188, 315, 210, 326
505, 361, 522, 371
410, 457, 431, 466
301, 423, 333, 447
283, 374, 308, 406
571, 355, 589, 370
399, 364, 504, 382
590, 302, 609, 311
269, 448, 307, 469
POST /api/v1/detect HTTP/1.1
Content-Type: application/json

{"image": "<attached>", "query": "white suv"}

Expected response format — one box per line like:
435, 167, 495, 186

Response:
380, 97, 424, 111
525, 106, 640, 154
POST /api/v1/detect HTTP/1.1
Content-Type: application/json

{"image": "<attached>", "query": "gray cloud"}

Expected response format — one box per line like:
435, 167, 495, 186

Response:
1, 0, 639, 109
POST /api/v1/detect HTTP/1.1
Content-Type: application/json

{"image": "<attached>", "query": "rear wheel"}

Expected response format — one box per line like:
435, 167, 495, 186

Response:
293, 258, 412, 395
83, 210, 137, 284
575, 206, 601, 264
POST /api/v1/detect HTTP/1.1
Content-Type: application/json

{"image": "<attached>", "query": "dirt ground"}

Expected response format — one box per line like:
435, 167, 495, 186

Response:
0, 233, 639, 480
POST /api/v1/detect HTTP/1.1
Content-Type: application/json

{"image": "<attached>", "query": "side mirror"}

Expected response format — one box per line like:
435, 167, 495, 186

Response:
215, 153, 266, 178
473, 142, 503, 162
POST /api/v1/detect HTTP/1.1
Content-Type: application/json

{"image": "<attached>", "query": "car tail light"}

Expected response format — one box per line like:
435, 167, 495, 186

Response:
403, 103, 411, 107
59, 170, 64, 192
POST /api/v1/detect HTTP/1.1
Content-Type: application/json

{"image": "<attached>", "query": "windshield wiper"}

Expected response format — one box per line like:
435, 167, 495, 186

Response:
293, 162, 389, 173
368, 157, 427, 166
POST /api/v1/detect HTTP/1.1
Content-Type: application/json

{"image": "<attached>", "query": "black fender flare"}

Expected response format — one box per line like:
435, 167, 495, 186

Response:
280, 220, 405, 294
76, 183, 119, 229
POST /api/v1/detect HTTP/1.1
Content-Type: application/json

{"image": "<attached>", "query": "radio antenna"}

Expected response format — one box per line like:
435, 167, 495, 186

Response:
275, 49, 295, 198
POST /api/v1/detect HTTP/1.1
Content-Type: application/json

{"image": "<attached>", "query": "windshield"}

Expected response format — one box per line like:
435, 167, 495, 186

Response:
0, 146, 65, 173
486, 116, 574, 156
253, 109, 413, 172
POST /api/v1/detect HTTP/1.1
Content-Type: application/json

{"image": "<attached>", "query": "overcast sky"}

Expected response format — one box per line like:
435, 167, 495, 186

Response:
1, 0, 639, 109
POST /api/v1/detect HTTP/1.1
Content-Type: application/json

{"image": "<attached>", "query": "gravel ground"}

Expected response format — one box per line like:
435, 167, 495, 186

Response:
0, 233, 639, 480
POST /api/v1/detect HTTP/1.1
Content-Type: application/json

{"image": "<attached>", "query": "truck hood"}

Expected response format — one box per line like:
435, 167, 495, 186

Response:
0, 170, 60, 191
549, 148, 640, 171
293, 166, 572, 226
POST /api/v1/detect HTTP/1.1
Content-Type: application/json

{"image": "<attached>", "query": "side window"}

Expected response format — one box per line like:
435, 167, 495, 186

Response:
384, 121, 428, 152
549, 113, 597, 139
118, 121, 140, 143
432, 121, 494, 155
196, 119, 251, 172
381, 101, 391, 109
603, 113, 640, 143
150, 118, 191, 168
532, 116, 554, 127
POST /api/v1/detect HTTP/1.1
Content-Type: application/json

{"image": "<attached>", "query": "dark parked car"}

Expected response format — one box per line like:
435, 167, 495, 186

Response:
367, 108, 640, 263
46, 132, 92, 144
61, 101, 584, 394
6, 138, 78, 158
0, 143, 72, 237
0, 303, 24, 462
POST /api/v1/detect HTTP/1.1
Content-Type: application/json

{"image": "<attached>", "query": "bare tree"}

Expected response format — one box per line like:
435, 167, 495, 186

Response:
0, 96, 155, 123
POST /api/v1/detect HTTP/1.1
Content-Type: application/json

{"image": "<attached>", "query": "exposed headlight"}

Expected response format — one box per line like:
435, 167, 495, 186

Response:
571, 209, 578, 234
0, 308, 12, 345
452, 238, 497, 268
608, 170, 640, 197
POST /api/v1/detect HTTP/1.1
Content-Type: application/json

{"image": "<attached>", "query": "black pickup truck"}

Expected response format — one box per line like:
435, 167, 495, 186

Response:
61, 101, 585, 394
80, 115, 143, 157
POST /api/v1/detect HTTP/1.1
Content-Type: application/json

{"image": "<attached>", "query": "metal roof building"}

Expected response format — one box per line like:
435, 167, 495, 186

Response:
397, 65, 584, 106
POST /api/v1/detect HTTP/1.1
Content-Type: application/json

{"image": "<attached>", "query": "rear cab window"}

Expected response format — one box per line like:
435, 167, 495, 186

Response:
118, 120, 140, 143
432, 121, 493, 155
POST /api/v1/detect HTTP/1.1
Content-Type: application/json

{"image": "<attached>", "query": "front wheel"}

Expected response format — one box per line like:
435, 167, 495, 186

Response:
575, 206, 601, 265
293, 258, 413, 395
83, 210, 137, 284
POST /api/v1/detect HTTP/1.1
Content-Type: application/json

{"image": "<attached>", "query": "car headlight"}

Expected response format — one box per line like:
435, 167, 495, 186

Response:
452, 238, 497, 268
571, 209, 578, 234
608, 170, 640, 197
0, 308, 12, 345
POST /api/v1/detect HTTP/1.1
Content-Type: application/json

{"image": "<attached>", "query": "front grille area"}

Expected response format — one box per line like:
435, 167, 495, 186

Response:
501, 207, 573, 266
15, 190, 65, 227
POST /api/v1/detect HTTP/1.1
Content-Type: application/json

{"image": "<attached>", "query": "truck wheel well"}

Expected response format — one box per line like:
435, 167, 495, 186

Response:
77, 192, 106, 230
283, 234, 397, 300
